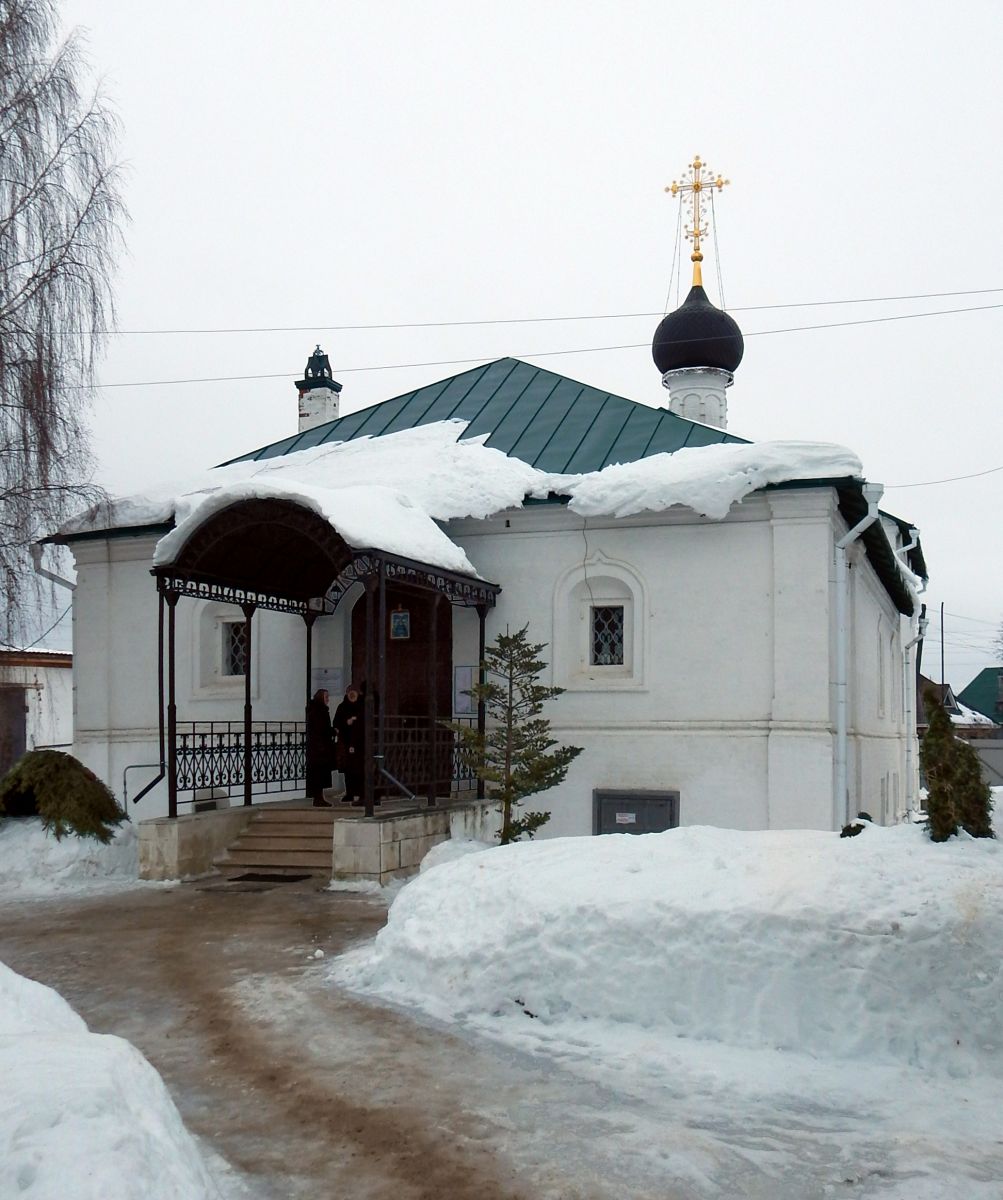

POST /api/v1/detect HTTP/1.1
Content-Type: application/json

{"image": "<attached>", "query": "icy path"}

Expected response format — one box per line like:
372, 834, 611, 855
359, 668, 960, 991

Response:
4, 879, 998, 1198
0, 881, 689, 1199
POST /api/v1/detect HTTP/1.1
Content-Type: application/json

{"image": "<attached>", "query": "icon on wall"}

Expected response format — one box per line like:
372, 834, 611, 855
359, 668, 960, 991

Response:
390, 608, 411, 640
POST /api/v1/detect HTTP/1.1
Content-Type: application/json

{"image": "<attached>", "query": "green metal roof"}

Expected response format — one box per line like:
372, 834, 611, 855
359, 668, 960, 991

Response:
222, 357, 747, 471
958, 667, 1003, 723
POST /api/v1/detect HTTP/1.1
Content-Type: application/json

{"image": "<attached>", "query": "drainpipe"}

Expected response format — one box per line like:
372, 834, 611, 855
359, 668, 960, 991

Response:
30, 543, 76, 591
834, 483, 884, 829
902, 604, 929, 815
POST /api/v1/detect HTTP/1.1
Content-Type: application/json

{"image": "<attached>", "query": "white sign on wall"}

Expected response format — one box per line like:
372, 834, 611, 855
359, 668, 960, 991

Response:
453, 666, 475, 715
311, 667, 344, 700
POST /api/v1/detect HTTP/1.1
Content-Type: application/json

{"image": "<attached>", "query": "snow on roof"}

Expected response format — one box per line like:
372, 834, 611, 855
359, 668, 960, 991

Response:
950, 700, 998, 727
58, 420, 865, 572
567, 439, 862, 520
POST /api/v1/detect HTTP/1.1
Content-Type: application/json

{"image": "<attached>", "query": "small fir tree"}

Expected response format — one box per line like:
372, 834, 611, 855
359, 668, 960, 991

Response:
920, 690, 995, 841
921, 690, 960, 842
450, 625, 583, 844
954, 739, 995, 839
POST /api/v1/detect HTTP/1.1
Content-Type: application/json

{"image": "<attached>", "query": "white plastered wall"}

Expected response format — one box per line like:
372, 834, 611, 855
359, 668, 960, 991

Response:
834, 524, 911, 825
447, 487, 842, 837
68, 484, 915, 832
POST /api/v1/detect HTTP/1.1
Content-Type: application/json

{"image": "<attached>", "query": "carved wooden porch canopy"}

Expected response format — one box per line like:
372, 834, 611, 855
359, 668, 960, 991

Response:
151, 496, 500, 613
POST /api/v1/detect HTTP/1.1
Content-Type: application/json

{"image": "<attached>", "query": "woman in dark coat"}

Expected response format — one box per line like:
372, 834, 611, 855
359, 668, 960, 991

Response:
305, 689, 334, 807
333, 686, 365, 806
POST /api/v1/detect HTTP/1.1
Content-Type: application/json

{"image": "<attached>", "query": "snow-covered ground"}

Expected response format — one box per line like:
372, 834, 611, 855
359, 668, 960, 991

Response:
334, 823, 1003, 1198
0, 961, 220, 1200
0, 817, 143, 897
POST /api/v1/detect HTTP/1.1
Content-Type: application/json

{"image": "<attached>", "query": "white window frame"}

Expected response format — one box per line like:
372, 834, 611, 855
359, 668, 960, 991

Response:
553, 552, 646, 692
191, 601, 260, 699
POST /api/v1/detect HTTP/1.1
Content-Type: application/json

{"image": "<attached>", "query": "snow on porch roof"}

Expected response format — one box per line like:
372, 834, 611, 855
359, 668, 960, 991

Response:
221, 357, 748, 473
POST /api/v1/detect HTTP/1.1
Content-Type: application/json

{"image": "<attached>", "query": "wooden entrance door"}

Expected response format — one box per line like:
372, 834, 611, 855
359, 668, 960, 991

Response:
350, 585, 453, 797
350, 584, 452, 718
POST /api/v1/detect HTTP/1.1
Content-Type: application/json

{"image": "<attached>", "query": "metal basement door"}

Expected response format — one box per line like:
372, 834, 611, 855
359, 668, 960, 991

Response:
593, 789, 679, 835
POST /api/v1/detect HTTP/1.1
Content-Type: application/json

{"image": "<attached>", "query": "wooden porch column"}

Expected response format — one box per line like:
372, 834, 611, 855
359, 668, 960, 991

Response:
303, 610, 317, 799
476, 603, 487, 801
377, 561, 387, 792
426, 593, 442, 807
241, 602, 256, 807
166, 591, 180, 818
363, 575, 376, 817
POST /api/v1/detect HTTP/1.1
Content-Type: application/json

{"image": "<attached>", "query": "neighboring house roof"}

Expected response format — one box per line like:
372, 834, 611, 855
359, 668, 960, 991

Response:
221, 357, 747, 472
918, 673, 1000, 729
0, 648, 72, 670
958, 667, 1003, 723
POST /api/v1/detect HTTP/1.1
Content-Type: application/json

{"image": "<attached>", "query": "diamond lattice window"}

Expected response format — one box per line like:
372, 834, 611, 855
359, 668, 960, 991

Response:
222, 621, 248, 677
590, 605, 624, 666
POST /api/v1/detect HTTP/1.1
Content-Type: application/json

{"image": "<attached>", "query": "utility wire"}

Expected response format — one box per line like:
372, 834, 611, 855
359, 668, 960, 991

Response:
73, 299, 1003, 391
60, 286, 1003, 337
14, 605, 71, 652
885, 462, 1003, 489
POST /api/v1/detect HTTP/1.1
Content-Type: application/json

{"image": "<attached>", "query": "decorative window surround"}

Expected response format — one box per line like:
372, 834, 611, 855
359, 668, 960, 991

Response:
191, 601, 260, 700
553, 551, 647, 691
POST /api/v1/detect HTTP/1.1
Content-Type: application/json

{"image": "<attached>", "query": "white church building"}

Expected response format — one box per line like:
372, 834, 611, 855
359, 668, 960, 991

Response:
50, 259, 927, 845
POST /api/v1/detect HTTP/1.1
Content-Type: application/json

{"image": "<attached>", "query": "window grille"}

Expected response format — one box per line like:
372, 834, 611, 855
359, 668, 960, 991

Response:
590, 605, 624, 666
222, 621, 248, 677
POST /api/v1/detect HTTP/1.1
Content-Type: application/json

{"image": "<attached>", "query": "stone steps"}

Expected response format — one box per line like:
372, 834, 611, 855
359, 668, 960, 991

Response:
214, 804, 334, 877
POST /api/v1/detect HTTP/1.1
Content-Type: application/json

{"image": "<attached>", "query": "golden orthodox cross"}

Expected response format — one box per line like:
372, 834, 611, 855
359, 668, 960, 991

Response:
666, 156, 729, 287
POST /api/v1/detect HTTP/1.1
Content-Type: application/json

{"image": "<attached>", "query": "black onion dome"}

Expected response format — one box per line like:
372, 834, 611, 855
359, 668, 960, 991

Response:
652, 284, 744, 375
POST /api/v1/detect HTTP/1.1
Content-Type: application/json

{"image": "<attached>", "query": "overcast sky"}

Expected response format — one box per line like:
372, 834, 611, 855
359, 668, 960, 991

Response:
56, 0, 1003, 686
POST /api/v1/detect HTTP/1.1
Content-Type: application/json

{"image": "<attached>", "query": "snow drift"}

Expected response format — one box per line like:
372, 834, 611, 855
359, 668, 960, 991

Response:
335, 823, 1003, 1079
0, 818, 139, 896
0, 961, 219, 1199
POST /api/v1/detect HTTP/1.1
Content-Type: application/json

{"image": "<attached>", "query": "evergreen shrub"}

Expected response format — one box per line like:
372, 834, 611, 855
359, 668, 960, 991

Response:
0, 749, 125, 842
449, 625, 583, 844
920, 690, 995, 842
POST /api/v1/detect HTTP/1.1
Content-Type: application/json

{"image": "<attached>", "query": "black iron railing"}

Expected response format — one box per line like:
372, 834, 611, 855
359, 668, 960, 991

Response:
171, 716, 477, 808
381, 715, 477, 797
174, 720, 305, 806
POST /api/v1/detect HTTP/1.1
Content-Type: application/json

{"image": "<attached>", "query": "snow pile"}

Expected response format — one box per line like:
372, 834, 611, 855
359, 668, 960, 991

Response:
567, 440, 862, 520
0, 961, 219, 1199
59, 418, 868, 572
0, 818, 139, 896
334, 823, 1003, 1079
419, 837, 491, 873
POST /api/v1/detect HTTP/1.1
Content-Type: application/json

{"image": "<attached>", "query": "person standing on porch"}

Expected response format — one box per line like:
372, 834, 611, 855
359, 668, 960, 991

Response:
334, 686, 365, 806
306, 689, 335, 808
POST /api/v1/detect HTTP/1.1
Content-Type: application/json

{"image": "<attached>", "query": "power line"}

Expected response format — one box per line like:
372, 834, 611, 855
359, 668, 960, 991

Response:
14, 605, 71, 652
944, 612, 1000, 628
885, 462, 1003, 489
66, 285, 1003, 337
72, 300, 1003, 391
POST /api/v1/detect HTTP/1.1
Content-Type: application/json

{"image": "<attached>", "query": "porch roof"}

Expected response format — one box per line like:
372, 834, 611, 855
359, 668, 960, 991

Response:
152, 493, 499, 615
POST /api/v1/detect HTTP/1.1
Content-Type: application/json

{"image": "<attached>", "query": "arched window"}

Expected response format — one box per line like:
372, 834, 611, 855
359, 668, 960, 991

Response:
553, 553, 646, 691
